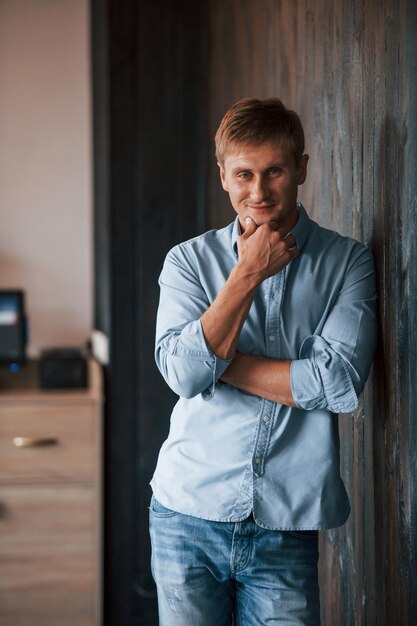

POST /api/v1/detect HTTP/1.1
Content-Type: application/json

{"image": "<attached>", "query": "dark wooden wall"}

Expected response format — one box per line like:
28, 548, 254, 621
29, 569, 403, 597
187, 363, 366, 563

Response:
205, 1, 417, 625
92, 0, 417, 624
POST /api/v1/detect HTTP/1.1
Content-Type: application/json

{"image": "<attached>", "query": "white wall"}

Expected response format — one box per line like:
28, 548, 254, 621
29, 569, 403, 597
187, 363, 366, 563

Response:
0, 0, 92, 356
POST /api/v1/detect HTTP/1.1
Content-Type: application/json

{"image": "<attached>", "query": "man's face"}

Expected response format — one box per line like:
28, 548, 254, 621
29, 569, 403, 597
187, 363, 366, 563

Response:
219, 141, 308, 232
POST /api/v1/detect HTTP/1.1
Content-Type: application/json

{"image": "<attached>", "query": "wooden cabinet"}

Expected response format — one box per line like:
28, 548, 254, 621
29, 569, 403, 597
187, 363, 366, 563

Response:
0, 359, 102, 626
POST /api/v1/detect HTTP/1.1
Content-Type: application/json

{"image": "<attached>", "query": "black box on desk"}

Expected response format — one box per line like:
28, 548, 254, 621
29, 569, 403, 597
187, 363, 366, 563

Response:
40, 348, 88, 390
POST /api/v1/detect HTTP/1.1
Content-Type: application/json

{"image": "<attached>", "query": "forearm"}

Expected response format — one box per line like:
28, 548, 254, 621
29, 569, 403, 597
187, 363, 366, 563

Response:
200, 266, 259, 360
220, 353, 296, 407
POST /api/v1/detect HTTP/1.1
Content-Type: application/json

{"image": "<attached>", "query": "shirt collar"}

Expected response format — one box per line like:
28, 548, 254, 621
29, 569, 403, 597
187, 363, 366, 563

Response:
231, 218, 241, 258
231, 202, 311, 258
290, 203, 311, 250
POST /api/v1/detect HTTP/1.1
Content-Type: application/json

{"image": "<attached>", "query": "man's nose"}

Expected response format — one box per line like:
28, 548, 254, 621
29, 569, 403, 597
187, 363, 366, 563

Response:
250, 176, 270, 202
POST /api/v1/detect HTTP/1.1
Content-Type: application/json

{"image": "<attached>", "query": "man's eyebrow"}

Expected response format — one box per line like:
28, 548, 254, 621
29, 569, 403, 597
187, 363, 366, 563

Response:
231, 161, 287, 173
231, 165, 252, 173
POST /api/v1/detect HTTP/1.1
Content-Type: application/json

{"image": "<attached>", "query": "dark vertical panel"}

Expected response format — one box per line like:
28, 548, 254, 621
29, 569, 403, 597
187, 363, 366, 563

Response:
92, 2, 139, 624
93, 1, 141, 624
205, 1, 417, 624
404, 2, 417, 621
369, 0, 417, 623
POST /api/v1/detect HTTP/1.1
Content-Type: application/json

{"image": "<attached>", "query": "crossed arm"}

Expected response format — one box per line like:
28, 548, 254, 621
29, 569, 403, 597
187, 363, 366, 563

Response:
218, 353, 294, 406
156, 216, 376, 410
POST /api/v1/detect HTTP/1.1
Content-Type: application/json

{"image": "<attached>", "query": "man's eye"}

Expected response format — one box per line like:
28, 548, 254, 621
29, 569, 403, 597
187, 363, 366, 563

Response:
237, 172, 251, 179
268, 168, 282, 176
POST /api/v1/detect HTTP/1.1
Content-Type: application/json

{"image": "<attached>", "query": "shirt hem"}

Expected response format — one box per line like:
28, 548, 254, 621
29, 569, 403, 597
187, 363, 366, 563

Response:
150, 485, 350, 530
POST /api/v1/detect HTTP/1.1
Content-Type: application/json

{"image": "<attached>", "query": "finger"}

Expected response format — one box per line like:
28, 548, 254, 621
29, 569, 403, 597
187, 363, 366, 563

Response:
241, 216, 258, 237
289, 246, 301, 258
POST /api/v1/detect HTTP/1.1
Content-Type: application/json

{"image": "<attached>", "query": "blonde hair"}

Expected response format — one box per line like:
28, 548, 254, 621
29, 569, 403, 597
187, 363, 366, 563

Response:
215, 97, 305, 165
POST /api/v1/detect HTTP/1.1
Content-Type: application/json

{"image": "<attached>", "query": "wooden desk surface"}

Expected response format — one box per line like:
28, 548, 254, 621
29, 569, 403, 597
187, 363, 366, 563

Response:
0, 359, 102, 404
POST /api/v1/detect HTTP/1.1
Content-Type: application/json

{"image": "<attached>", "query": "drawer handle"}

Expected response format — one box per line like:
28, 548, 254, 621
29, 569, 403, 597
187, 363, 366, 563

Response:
12, 436, 59, 448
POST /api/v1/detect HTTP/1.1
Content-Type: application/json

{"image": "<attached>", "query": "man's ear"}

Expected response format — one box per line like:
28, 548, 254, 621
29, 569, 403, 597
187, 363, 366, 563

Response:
218, 162, 229, 192
297, 154, 309, 185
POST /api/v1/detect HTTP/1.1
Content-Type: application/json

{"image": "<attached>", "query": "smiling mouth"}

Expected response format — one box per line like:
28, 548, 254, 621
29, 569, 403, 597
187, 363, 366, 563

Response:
247, 204, 275, 210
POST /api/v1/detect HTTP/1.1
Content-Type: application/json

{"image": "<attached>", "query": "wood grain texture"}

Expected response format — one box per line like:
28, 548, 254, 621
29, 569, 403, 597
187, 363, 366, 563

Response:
0, 404, 95, 483
0, 485, 96, 626
204, 1, 417, 624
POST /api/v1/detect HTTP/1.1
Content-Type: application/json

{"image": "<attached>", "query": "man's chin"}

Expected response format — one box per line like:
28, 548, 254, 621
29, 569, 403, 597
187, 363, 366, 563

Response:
239, 211, 299, 233
248, 215, 281, 227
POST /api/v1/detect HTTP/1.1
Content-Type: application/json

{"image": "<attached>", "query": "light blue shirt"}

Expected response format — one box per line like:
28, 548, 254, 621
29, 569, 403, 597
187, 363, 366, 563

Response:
151, 204, 377, 530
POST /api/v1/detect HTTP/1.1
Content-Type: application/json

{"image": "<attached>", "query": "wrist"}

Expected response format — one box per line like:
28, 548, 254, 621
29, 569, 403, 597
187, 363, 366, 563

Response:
230, 261, 263, 291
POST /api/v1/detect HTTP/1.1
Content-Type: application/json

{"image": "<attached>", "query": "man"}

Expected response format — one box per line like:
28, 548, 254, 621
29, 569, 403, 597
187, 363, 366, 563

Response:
149, 98, 377, 625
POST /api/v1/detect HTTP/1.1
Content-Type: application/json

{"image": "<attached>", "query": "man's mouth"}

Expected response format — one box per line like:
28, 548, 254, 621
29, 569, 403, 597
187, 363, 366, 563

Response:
246, 203, 275, 210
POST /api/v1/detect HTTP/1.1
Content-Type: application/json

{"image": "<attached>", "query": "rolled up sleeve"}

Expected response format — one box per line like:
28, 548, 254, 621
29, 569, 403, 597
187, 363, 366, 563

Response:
155, 247, 232, 399
290, 246, 377, 413
290, 336, 360, 412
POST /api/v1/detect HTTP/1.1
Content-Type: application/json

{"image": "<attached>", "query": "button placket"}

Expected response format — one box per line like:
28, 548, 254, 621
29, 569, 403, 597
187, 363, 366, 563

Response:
252, 399, 274, 476
251, 271, 286, 477
265, 272, 283, 358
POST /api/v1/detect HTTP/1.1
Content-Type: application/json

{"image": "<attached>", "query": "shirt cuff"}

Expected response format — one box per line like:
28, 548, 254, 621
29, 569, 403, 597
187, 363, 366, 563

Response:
290, 335, 358, 413
200, 355, 232, 400
169, 319, 216, 360
193, 321, 232, 400
159, 319, 232, 399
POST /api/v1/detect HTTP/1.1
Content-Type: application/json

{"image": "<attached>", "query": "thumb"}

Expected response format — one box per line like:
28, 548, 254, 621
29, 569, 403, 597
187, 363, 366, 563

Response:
242, 216, 257, 237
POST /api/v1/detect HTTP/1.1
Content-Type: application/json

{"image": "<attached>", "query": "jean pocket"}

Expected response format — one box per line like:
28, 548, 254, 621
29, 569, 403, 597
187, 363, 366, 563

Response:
287, 530, 319, 540
149, 495, 180, 518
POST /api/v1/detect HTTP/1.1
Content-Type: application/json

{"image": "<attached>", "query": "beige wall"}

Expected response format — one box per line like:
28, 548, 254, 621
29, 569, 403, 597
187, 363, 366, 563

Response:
0, 0, 92, 356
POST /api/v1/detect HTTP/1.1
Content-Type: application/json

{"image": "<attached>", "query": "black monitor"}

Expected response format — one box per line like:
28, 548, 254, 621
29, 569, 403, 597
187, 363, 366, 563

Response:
0, 290, 27, 367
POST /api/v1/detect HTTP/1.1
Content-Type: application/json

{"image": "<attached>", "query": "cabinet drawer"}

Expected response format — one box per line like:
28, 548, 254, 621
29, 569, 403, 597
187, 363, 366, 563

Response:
0, 404, 97, 483
0, 484, 98, 626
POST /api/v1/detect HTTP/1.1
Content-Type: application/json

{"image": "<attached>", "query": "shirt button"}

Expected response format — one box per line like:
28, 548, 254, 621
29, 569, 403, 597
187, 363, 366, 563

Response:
268, 335, 275, 342
262, 415, 270, 423
255, 457, 261, 465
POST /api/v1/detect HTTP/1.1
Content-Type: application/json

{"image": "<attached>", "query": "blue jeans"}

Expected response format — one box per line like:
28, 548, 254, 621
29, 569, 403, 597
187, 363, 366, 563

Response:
149, 496, 321, 625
